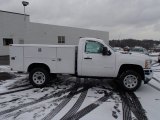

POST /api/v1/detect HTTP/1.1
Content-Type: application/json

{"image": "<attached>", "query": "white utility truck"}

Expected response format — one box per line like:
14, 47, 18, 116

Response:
10, 38, 153, 91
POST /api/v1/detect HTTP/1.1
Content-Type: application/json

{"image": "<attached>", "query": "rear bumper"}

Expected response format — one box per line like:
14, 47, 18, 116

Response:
143, 69, 153, 84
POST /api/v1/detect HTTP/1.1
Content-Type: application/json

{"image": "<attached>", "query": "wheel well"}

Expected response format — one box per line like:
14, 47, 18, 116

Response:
118, 64, 144, 80
27, 63, 50, 73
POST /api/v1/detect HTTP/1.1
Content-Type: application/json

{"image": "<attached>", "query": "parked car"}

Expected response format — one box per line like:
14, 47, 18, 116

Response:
113, 47, 124, 52
130, 47, 149, 55
123, 46, 130, 51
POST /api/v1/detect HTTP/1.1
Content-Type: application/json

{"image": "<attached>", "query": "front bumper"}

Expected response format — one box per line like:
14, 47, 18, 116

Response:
143, 69, 153, 84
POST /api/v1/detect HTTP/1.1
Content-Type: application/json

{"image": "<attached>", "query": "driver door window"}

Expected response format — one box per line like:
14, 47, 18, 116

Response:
85, 41, 104, 54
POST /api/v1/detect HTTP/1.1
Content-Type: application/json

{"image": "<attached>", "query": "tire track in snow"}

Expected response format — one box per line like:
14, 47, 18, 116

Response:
0, 98, 21, 105
60, 89, 88, 120
41, 95, 73, 120
151, 62, 160, 67
0, 86, 33, 96
2, 83, 89, 119
128, 92, 147, 120
120, 91, 132, 120
148, 83, 160, 92
108, 81, 147, 120
2, 93, 73, 119
120, 91, 148, 120
6, 76, 29, 87
41, 87, 80, 120
66, 91, 113, 120
8, 84, 31, 90
152, 77, 160, 84
127, 92, 148, 120
122, 101, 132, 120
42, 85, 91, 120
0, 85, 77, 116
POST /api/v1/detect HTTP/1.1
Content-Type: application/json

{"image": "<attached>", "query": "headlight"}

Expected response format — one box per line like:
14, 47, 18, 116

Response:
145, 60, 151, 68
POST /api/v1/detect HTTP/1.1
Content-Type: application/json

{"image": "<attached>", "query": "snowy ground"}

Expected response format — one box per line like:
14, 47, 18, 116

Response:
0, 59, 160, 120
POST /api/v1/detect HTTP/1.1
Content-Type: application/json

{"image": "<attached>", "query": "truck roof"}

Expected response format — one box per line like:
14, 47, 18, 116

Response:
10, 44, 77, 48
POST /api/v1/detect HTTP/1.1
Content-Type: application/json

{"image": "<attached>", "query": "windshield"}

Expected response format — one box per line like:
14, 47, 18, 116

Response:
108, 44, 116, 52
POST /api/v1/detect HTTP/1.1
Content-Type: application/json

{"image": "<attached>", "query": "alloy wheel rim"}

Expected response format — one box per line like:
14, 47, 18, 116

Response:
123, 75, 138, 89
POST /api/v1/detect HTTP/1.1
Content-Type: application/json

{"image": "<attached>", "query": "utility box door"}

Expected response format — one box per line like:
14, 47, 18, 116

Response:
56, 47, 75, 74
24, 46, 57, 73
10, 46, 24, 71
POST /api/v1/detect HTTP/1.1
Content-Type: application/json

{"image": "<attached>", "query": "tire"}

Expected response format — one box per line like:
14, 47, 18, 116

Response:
29, 68, 50, 87
118, 70, 142, 92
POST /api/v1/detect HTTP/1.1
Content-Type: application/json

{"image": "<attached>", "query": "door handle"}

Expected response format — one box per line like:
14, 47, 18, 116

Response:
84, 57, 92, 60
52, 58, 56, 61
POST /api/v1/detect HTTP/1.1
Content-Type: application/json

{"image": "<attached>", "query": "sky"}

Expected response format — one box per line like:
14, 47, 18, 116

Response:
0, 0, 160, 40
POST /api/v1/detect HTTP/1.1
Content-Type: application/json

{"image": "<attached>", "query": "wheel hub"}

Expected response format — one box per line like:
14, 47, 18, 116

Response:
123, 75, 138, 89
38, 76, 41, 80
32, 71, 45, 85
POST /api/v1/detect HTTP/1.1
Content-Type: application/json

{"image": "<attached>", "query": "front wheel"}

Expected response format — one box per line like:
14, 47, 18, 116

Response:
118, 70, 142, 92
29, 68, 50, 87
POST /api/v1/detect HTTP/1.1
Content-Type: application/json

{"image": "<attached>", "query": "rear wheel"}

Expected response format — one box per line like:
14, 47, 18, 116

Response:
29, 68, 50, 87
118, 70, 142, 91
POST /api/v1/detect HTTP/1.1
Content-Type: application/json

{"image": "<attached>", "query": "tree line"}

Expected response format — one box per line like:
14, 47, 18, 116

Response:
109, 39, 160, 50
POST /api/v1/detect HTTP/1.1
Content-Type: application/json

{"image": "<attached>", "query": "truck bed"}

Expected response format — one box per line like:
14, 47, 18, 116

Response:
10, 44, 77, 74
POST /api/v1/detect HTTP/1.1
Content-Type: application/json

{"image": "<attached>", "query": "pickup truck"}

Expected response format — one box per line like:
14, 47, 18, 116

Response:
9, 38, 153, 91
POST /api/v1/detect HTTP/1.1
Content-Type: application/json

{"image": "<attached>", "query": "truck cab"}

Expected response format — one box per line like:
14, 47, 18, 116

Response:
77, 38, 116, 77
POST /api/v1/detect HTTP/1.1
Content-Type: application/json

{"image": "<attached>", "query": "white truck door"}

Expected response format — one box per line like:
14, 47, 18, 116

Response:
10, 46, 24, 71
81, 40, 115, 77
56, 47, 75, 74
24, 46, 57, 73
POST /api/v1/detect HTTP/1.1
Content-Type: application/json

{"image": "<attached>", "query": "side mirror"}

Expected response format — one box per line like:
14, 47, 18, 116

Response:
102, 47, 111, 56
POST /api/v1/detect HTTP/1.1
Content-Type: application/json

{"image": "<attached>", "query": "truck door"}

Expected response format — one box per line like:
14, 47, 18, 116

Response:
56, 47, 75, 74
81, 40, 115, 77
10, 46, 24, 71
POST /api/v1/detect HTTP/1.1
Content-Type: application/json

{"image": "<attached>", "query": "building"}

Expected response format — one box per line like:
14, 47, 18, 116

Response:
0, 10, 109, 56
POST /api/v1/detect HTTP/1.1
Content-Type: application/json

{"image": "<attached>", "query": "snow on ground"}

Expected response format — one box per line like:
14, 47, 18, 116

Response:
0, 66, 11, 73
0, 58, 160, 120
135, 85, 160, 120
